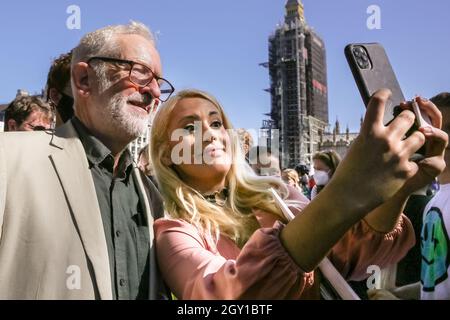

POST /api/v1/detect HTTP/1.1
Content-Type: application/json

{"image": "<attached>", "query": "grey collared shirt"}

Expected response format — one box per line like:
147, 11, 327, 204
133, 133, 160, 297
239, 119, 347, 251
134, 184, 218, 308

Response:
72, 118, 150, 300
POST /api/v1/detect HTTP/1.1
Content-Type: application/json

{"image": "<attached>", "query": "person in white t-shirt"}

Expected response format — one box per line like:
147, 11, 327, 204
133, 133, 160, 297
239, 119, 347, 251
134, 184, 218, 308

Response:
419, 93, 450, 299
369, 92, 450, 300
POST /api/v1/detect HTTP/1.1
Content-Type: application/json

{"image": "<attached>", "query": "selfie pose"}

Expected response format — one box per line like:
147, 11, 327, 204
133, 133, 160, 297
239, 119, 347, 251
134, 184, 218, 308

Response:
150, 89, 447, 299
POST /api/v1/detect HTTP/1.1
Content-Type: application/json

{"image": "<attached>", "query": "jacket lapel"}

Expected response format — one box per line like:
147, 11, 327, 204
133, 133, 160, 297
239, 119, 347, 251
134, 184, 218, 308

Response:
49, 122, 113, 300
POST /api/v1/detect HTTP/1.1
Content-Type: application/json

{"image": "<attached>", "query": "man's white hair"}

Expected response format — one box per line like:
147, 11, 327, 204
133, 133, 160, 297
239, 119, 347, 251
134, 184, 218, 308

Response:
71, 21, 155, 66
70, 21, 155, 102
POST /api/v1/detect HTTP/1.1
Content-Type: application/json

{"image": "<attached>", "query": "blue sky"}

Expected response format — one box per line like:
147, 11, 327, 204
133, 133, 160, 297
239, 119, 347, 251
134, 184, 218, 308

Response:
0, 0, 449, 132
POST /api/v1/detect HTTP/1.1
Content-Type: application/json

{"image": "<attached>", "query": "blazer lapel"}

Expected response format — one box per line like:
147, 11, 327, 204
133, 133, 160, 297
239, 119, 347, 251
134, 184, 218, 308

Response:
49, 122, 113, 300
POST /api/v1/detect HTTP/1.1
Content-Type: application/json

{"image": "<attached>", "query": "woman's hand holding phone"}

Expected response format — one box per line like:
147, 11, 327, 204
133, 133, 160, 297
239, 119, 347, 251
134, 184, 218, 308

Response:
396, 96, 448, 196
331, 89, 447, 212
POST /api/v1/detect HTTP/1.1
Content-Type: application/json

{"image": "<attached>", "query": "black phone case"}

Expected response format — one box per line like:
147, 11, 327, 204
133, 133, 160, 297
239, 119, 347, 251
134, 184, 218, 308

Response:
345, 43, 405, 126
345, 42, 425, 156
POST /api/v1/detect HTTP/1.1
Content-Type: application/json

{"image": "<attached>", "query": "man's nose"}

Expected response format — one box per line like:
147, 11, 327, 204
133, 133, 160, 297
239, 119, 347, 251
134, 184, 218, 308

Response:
140, 79, 161, 100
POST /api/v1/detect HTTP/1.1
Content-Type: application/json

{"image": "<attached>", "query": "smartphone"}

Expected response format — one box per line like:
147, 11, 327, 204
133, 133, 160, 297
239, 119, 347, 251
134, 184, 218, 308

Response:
345, 43, 430, 156
345, 43, 405, 126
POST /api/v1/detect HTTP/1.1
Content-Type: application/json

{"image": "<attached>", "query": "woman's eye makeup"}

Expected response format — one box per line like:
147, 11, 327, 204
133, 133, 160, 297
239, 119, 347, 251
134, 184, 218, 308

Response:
184, 124, 195, 133
211, 120, 223, 128
182, 119, 223, 133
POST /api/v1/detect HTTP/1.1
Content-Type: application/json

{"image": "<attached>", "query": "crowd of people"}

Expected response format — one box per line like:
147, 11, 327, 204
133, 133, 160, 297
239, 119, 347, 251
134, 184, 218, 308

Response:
0, 21, 449, 300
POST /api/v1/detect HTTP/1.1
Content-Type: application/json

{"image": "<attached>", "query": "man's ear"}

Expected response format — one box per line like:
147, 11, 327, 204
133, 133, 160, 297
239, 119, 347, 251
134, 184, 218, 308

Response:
49, 88, 62, 105
7, 119, 18, 131
72, 62, 91, 98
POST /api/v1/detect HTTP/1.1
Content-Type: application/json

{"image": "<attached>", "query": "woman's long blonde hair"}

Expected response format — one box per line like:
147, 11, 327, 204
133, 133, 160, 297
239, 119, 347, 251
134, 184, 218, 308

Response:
151, 89, 292, 246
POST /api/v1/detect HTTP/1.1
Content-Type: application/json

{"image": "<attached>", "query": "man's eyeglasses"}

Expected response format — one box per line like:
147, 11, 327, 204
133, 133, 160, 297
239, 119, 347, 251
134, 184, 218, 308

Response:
87, 56, 175, 102
26, 123, 49, 131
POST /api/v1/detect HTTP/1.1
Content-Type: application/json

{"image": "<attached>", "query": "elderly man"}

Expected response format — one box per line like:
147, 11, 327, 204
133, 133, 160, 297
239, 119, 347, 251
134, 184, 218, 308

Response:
0, 21, 174, 299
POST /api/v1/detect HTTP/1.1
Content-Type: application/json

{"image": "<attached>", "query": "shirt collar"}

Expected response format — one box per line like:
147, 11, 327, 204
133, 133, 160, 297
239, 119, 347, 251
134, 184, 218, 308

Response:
71, 117, 134, 178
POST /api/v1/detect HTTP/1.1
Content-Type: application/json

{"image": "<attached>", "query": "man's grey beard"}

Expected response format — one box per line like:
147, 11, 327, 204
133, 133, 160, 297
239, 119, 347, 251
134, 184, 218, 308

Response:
101, 91, 150, 139
94, 68, 151, 138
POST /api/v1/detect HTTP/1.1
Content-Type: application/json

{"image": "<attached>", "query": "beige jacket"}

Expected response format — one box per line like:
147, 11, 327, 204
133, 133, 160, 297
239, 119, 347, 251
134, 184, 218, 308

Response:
0, 121, 166, 299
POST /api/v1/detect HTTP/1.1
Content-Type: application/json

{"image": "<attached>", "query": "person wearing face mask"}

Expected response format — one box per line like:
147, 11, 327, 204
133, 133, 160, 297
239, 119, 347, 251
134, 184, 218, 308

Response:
310, 150, 341, 199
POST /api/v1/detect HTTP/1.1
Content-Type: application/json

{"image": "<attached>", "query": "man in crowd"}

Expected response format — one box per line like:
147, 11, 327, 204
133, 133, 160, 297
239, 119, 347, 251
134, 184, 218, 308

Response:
236, 128, 253, 162
4, 94, 53, 131
0, 21, 174, 299
45, 51, 75, 127
248, 145, 281, 176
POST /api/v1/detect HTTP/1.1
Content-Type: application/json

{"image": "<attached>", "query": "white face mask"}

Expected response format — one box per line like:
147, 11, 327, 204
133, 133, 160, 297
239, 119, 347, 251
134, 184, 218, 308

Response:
313, 170, 329, 186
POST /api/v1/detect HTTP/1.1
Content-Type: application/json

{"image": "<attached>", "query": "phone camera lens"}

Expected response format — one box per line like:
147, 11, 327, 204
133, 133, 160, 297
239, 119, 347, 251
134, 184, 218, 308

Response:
353, 46, 370, 69
357, 59, 369, 69
353, 48, 362, 57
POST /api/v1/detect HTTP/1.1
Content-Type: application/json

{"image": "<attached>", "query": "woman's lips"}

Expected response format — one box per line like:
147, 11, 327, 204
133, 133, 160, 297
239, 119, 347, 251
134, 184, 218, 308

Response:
195, 145, 226, 158
204, 146, 225, 158
209, 148, 224, 157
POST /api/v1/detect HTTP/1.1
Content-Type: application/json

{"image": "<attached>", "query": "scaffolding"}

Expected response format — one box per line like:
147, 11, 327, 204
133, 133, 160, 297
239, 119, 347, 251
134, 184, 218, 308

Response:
262, 1, 328, 169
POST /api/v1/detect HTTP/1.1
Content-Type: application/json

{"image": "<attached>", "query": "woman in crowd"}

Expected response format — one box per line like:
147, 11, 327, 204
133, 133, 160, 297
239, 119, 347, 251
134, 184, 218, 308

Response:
282, 168, 302, 191
310, 150, 341, 199
150, 89, 447, 299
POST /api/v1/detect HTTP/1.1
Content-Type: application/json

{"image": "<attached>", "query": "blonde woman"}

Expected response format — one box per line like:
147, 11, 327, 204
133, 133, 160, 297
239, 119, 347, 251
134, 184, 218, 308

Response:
151, 89, 446, 299
282, 168, 302, 190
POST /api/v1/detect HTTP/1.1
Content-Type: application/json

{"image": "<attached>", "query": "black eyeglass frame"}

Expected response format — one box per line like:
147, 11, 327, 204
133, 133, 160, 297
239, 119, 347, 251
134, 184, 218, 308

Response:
26, 123, 50, 131
86, 56, 175, 102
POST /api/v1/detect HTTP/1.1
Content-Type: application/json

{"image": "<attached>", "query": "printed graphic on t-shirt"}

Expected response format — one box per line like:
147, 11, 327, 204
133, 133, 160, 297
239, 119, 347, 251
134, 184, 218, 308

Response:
421, 207, 450, 292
